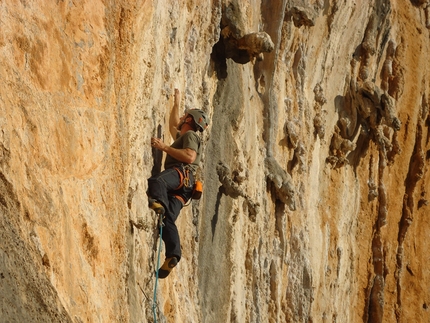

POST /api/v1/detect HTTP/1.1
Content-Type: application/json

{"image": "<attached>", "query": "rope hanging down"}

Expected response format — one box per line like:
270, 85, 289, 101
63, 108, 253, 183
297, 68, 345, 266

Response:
152, 213, 164, 323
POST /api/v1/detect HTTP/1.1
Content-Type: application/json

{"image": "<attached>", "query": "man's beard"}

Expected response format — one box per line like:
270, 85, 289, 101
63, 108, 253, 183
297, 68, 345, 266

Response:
178, 119, 186, 130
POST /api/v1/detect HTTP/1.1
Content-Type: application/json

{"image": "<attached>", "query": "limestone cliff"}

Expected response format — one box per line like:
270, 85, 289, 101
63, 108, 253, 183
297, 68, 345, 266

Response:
1, 1, 429, 322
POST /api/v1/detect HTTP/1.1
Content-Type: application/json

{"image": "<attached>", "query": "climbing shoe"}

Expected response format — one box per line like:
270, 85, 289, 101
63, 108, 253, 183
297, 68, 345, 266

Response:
157, 257, 178, 279
148, 198, 165, 215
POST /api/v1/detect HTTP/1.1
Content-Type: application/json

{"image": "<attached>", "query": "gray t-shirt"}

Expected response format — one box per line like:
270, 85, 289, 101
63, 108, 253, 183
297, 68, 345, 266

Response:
164, 130, 201, 173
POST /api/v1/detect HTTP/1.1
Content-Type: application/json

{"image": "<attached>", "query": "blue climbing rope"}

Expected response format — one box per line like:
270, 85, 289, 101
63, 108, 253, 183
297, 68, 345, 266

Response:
153, 214, 163, 323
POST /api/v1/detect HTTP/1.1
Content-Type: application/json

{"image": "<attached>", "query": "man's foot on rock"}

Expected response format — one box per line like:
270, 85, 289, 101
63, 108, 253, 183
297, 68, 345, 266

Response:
156, 257, 178, 279
148, 198, 165, 215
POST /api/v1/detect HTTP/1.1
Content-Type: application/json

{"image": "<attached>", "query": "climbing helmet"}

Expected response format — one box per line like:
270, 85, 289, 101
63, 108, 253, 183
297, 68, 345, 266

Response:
186, 109, 209, 132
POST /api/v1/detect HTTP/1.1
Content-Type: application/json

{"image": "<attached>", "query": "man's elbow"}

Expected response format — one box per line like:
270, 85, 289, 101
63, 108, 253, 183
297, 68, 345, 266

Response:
184, 155, 196, 164
184, 151, 197, 164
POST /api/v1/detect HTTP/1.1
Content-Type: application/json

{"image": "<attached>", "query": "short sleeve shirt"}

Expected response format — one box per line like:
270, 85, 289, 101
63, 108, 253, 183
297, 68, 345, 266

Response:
164, 130, 201, 173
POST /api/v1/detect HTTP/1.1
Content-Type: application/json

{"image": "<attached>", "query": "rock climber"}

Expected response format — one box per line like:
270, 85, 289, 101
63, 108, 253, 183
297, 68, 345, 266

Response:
147, 88, 209, 278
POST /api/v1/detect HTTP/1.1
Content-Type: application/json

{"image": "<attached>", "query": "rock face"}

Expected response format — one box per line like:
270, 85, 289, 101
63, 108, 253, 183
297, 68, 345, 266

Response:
1, 1, 429, 322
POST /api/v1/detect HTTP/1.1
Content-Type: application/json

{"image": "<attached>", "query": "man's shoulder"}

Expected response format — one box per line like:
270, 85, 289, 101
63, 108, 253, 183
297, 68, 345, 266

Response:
181, 130, 200, 141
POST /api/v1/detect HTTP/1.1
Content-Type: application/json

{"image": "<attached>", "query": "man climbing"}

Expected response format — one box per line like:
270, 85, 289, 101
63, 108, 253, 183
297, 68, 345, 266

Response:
148, 88, 209, 279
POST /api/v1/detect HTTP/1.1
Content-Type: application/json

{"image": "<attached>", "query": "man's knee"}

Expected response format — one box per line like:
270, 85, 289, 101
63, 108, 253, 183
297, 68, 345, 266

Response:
148, 175, 163, 189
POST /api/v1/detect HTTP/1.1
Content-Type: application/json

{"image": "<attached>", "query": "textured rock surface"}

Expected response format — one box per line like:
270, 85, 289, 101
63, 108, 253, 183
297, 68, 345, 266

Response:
1, 1, 429, 322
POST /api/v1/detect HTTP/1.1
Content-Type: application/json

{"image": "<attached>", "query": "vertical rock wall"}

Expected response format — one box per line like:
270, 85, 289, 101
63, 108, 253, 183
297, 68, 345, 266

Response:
0, 1, 429, 323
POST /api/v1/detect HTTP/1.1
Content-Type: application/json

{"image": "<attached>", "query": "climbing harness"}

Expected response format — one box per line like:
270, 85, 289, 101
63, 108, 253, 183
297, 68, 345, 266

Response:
172, 165, 193, 206
153, 213, 164, 323
173, 165, 192, 190
172, 164, 203, 205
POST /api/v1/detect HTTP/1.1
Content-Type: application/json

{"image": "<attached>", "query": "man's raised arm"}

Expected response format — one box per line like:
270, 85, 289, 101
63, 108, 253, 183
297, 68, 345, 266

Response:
169, 89, 181, 139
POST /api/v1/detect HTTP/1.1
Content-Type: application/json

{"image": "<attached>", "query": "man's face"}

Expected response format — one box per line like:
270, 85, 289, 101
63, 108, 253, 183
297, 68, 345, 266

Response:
178, 114, 188, 130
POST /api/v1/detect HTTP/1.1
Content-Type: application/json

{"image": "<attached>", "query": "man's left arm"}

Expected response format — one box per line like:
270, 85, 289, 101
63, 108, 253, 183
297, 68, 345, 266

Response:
169, 89, 181, 140
163, 146, 196, 164
151, 137, 196, 164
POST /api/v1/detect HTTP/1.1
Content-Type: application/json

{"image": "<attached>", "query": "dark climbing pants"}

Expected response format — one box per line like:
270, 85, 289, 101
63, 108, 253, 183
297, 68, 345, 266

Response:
147, 167, 194, 262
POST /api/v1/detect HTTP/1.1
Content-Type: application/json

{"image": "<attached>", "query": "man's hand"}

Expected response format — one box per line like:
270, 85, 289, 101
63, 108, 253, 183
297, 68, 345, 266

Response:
151, 137, 168, 151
